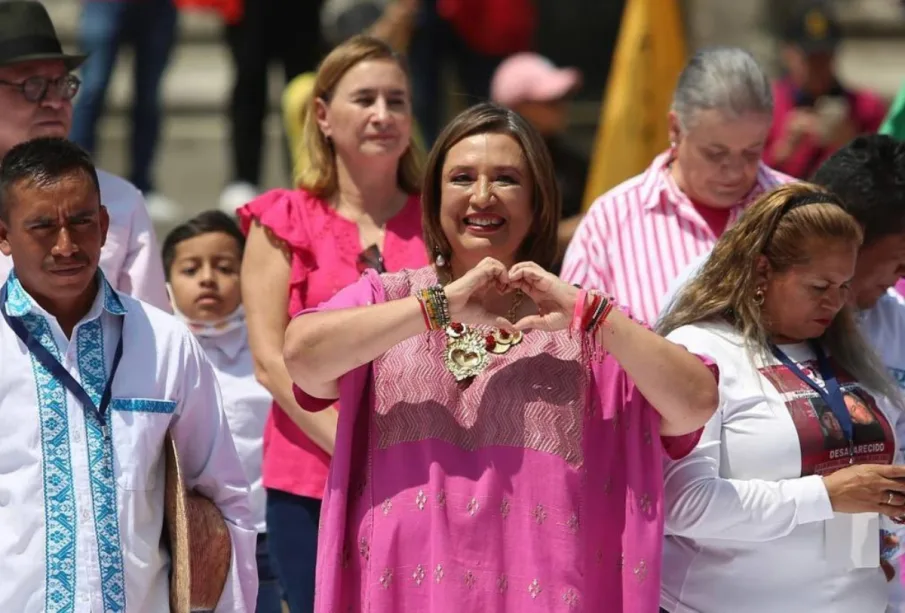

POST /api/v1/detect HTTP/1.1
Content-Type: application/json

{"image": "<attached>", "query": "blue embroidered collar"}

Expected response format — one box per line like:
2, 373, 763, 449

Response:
2, 270, 127, 318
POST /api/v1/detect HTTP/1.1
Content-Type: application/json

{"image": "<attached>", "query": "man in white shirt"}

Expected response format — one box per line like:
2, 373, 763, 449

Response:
0, 137, 257, 610
0, 1, 170, 311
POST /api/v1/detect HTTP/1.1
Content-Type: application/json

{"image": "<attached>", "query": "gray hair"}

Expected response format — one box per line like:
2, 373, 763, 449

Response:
671, 47, 773, 131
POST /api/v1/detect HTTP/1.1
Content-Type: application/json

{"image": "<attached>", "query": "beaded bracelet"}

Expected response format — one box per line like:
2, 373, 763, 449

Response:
428, 285, 450, 328
417, 286, 451, 330
417, 288, 438, 330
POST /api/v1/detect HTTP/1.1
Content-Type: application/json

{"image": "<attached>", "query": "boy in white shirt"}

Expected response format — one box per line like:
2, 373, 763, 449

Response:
163, 210, 280, 613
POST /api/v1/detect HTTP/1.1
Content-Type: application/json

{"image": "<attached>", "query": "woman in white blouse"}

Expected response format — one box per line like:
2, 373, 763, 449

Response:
658, 182, 905, 613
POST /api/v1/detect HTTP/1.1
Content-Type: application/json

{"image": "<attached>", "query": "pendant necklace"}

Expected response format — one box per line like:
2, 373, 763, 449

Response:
443, 291, 524, 381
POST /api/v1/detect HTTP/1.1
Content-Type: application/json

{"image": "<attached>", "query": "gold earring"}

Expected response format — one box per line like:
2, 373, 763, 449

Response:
753, 288, 765, 306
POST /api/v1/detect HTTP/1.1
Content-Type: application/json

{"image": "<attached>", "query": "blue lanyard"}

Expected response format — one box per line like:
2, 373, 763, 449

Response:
0, 284, 123, 439
770, 341, 854, 461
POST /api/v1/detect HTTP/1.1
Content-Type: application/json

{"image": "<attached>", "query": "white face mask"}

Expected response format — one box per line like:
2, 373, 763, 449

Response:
167, 283, 246, 338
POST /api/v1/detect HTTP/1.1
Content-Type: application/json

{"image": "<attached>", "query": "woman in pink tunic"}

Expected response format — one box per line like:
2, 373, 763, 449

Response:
284, 103, 719, 612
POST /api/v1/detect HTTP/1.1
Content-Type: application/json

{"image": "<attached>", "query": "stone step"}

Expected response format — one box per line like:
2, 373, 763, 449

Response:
45, 0, 905, 120
43, 0, 224, 45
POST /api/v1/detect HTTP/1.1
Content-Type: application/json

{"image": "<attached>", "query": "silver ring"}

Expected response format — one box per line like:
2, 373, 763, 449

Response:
888, 492, 896, 506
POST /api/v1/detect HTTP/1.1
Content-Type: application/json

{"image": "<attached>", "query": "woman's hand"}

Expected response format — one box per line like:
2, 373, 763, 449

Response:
443, 257, 516, 330
822, 463, 905, 518
508, 261, 580, 332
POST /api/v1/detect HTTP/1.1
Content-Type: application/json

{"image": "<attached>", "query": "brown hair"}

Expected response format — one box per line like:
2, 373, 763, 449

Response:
659, 182, 901, 406
296, 35, 423, 198
421, 102, 561, 271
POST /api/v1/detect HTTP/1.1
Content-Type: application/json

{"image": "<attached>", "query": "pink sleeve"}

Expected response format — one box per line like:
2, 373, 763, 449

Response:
237, 188, 319, 286
591, 342, 718, 461
659, 354, 718, 460
237, 188, 310, 250
291, 270, 386, 411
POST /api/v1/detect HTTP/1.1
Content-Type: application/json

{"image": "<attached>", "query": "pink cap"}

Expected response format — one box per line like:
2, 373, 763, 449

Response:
490, 53, 583, 107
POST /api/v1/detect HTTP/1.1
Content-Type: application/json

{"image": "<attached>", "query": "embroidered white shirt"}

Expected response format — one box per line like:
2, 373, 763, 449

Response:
0, 170, 170, 311
0, 272, 257, 613
198, 326, 271, 533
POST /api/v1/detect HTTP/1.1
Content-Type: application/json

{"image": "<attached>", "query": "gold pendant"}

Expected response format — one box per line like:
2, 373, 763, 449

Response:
488, 329, 523, 354
444, 325, 490, 381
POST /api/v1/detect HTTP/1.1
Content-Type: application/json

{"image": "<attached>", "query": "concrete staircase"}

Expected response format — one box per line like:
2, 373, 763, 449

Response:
42, 0, 289, 230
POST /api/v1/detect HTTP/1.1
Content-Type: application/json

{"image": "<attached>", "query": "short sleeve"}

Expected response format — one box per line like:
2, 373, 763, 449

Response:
237, 189, 310, 250
237, 188, 320, 284
291, 270, 386, 411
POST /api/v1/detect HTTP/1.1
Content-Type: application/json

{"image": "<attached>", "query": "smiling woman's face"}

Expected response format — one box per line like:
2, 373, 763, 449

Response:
439, 132, 534, 278
168, 232, 242, 321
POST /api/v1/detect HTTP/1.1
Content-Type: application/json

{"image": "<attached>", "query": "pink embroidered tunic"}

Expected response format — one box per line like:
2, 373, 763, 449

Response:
294, 267, 705, 612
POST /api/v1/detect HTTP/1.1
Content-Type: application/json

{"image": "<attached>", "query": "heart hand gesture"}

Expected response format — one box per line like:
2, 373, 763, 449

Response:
443, 257, 517, 330
507, 261, 581, 332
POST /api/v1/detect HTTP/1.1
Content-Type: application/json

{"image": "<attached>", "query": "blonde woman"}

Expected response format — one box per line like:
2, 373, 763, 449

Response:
658, 183, 905, 613
238, 35, 427, 612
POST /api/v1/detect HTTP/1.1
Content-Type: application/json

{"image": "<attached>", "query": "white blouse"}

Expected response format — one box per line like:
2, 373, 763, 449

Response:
661, 320, 905, 613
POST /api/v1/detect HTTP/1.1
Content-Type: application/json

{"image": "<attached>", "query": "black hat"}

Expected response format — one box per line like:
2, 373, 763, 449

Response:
0, 1, 86, 70
783, 1, 842, 54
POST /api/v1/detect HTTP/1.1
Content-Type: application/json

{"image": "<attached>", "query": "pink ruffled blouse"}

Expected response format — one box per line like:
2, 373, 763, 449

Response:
294, 266, 710, 612
238, 188, 427, 500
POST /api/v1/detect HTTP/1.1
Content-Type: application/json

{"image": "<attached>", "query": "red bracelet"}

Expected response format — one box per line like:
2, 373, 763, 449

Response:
571, 289, 588, 336
582, 293, 602, 331
416, 294, 432, 331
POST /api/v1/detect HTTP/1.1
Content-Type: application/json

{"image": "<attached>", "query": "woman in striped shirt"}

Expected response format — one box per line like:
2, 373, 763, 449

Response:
562, 47, 793, 323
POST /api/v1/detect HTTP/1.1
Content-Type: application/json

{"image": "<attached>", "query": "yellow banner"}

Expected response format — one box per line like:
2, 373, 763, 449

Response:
582, 0, 687, 210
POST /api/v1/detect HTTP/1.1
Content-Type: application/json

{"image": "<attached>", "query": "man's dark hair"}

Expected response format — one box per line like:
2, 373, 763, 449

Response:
162, 210, 246, 280
0, 137, 100, 222
811, 135, 905, 245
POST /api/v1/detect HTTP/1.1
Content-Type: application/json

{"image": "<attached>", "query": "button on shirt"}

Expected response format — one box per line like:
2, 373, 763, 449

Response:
0, 272, 257, 612
561, 151, 791, 323
0, 170, 170, 311
198, 325, 271, 533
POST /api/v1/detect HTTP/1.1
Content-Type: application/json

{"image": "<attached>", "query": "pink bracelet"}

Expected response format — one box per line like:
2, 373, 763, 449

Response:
570, 289, 588, 337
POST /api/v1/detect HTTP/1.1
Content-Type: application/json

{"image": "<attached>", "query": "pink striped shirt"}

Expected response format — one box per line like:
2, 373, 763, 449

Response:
561, 151, 792, 323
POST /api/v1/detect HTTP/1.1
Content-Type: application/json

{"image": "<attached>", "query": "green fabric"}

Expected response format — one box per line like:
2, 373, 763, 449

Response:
879, 81, 905, 140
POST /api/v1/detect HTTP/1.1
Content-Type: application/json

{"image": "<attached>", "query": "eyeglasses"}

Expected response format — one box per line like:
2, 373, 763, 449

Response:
0, 74, 81, 103
356, 244, 387, 274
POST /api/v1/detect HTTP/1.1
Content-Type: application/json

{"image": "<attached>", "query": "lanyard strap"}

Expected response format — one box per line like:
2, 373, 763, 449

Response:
0, 284, 124, 437
770, 340, 854, 453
